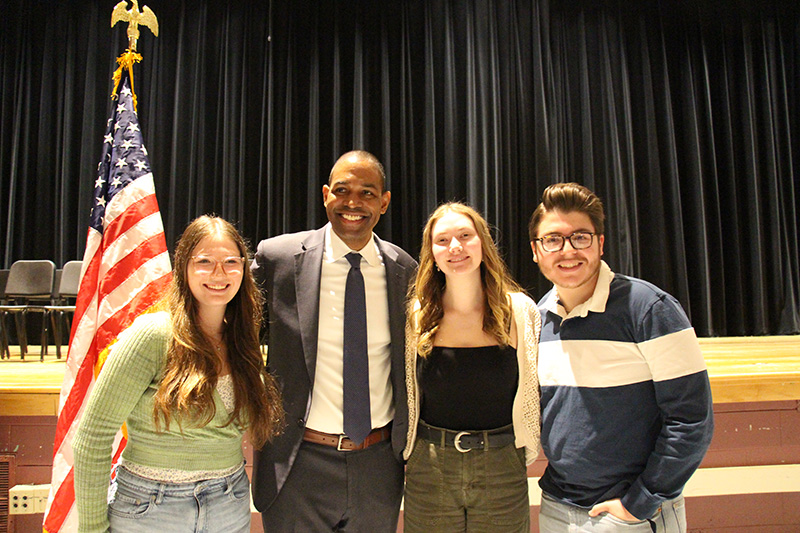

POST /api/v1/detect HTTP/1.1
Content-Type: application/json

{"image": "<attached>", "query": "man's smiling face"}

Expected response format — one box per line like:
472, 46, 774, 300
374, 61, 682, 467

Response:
322, 155, 390, 250
531, 209, 604, 305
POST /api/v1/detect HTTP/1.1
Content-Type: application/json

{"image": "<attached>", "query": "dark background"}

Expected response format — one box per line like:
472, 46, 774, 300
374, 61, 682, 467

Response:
1, 0, 798, 336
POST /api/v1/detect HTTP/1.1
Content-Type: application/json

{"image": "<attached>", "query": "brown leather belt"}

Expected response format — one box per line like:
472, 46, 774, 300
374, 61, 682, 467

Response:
303, 425, 391, 451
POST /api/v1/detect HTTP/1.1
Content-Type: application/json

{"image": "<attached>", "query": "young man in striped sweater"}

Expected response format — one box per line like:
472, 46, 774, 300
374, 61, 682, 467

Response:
529, 183, 714, 532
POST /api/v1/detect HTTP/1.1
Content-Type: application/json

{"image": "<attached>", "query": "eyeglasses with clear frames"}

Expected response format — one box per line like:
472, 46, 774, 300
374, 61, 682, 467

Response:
534, 232, 596, 253
190, 255, 245, 275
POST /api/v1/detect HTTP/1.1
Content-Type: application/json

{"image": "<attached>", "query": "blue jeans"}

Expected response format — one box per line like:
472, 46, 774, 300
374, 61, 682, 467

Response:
108, 464, 251, 533
539, 492, 686, 533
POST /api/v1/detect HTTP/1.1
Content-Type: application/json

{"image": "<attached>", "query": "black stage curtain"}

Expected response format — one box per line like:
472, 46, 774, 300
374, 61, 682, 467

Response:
1, 0, 798, 336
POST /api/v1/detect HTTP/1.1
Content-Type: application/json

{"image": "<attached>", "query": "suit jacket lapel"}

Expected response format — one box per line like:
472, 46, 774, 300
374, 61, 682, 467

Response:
376, 237, 409, 356
295, 228, 325, 384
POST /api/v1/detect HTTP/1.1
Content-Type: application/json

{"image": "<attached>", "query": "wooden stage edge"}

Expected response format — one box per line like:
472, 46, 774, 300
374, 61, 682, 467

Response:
1, 335, 799, 416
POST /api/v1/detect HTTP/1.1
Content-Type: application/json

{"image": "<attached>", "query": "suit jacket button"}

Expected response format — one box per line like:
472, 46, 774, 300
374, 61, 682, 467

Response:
296, 419, 305, 428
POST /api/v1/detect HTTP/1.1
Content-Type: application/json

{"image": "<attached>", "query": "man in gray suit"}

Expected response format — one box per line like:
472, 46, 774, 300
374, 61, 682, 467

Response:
251, 150, 417, 531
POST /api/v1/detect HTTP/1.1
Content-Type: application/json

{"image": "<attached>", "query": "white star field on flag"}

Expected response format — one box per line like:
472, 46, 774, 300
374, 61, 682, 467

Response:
90, 83, 153, 233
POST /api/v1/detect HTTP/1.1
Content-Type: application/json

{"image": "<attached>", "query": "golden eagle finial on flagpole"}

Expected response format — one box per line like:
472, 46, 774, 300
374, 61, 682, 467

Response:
111, 0, 159, 52
109, 0, 159, 110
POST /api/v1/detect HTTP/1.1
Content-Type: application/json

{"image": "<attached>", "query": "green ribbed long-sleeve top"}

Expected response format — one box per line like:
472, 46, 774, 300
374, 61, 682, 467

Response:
72, 312, 245, 533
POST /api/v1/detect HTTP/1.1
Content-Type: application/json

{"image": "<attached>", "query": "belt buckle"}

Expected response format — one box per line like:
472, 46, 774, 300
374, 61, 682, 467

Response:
453, 431, 472, 453
337, 434, 350, 451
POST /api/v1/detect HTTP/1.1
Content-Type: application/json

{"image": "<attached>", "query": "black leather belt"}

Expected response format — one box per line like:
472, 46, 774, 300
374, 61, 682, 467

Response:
417, 422, 515, 453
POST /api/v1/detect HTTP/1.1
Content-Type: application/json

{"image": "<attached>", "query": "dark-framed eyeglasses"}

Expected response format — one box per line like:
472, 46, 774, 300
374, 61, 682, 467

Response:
190, 255, 245, 275
534, 232, 596, 253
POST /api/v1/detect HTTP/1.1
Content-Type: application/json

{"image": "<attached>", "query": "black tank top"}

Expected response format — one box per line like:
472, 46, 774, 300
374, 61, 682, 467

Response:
418, 345, 518, 430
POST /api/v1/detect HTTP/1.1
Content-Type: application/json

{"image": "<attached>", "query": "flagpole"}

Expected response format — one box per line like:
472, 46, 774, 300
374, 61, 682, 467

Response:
43, 3, 166, 532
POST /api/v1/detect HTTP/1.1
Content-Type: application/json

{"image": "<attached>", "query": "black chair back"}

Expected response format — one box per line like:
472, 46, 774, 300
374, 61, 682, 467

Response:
4, 260, 56, 302
0, 260, 56, 359
0, 269, 9, 303
57, 261, 82, 301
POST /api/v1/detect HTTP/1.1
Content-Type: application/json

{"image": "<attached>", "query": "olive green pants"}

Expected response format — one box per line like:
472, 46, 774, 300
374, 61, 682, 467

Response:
403, 437, 530, 532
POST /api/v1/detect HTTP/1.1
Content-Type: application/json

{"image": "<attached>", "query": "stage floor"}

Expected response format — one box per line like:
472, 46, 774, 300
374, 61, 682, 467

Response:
1, 336, 799, 415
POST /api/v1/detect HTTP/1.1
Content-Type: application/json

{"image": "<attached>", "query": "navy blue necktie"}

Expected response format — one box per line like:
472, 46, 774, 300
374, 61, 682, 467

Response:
343, 253, 371, 444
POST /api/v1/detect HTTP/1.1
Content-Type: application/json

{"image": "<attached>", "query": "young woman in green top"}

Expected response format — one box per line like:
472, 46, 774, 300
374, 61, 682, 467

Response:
73, 215, 284, 533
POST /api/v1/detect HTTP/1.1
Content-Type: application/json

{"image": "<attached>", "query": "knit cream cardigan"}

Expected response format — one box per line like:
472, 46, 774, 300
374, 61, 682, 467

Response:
403, 291, 542, 463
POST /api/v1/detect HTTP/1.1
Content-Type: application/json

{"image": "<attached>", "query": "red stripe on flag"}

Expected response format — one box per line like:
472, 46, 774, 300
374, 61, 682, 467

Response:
51, 337, 98, 455
96, 272, 172, 349
42, 467, 75, 533
102, 193, 161, 246
69, 231, 102, 346
97, 233, 170, 304
52, 234, 103, 454
111, 436, 128, 465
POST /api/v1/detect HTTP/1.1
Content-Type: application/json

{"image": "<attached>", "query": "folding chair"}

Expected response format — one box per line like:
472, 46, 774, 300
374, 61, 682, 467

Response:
45, 260, 82, 359
0, 260, 56, 360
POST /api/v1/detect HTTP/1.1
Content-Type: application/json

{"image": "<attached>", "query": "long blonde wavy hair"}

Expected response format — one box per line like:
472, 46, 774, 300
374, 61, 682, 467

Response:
152, 215, 284, 448
408, 202, 521, 357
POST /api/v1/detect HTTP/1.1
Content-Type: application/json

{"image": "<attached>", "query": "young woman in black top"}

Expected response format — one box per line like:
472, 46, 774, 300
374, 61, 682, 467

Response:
404, 202, 542, 532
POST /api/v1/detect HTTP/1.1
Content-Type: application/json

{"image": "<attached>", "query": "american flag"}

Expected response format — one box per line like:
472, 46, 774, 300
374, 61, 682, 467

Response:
43, 69, 172, 532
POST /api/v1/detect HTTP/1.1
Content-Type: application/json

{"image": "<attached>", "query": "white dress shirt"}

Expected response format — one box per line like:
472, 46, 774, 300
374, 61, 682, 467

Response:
305, 224, 394, 434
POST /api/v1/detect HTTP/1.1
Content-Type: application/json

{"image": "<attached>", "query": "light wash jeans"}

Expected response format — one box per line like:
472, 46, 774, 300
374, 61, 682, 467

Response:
108, 464, 250, 533
539, 492, 686, 533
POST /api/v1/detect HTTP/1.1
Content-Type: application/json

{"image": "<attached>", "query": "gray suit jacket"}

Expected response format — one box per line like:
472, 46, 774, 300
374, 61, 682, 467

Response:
250, 226, 417, 511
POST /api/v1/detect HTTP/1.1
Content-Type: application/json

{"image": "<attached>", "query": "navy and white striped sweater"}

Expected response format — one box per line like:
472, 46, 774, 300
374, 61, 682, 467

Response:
537, 262, 714, 519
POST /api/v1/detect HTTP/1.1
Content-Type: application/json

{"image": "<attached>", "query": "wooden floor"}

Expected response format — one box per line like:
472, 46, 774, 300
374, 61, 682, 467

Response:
1, 335, 799, 416
698, 336, 800, 402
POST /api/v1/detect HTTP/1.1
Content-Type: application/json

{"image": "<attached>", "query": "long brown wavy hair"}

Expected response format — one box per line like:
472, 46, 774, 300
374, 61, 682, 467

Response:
408, 202, 521, 357
152, 215, 284, 448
